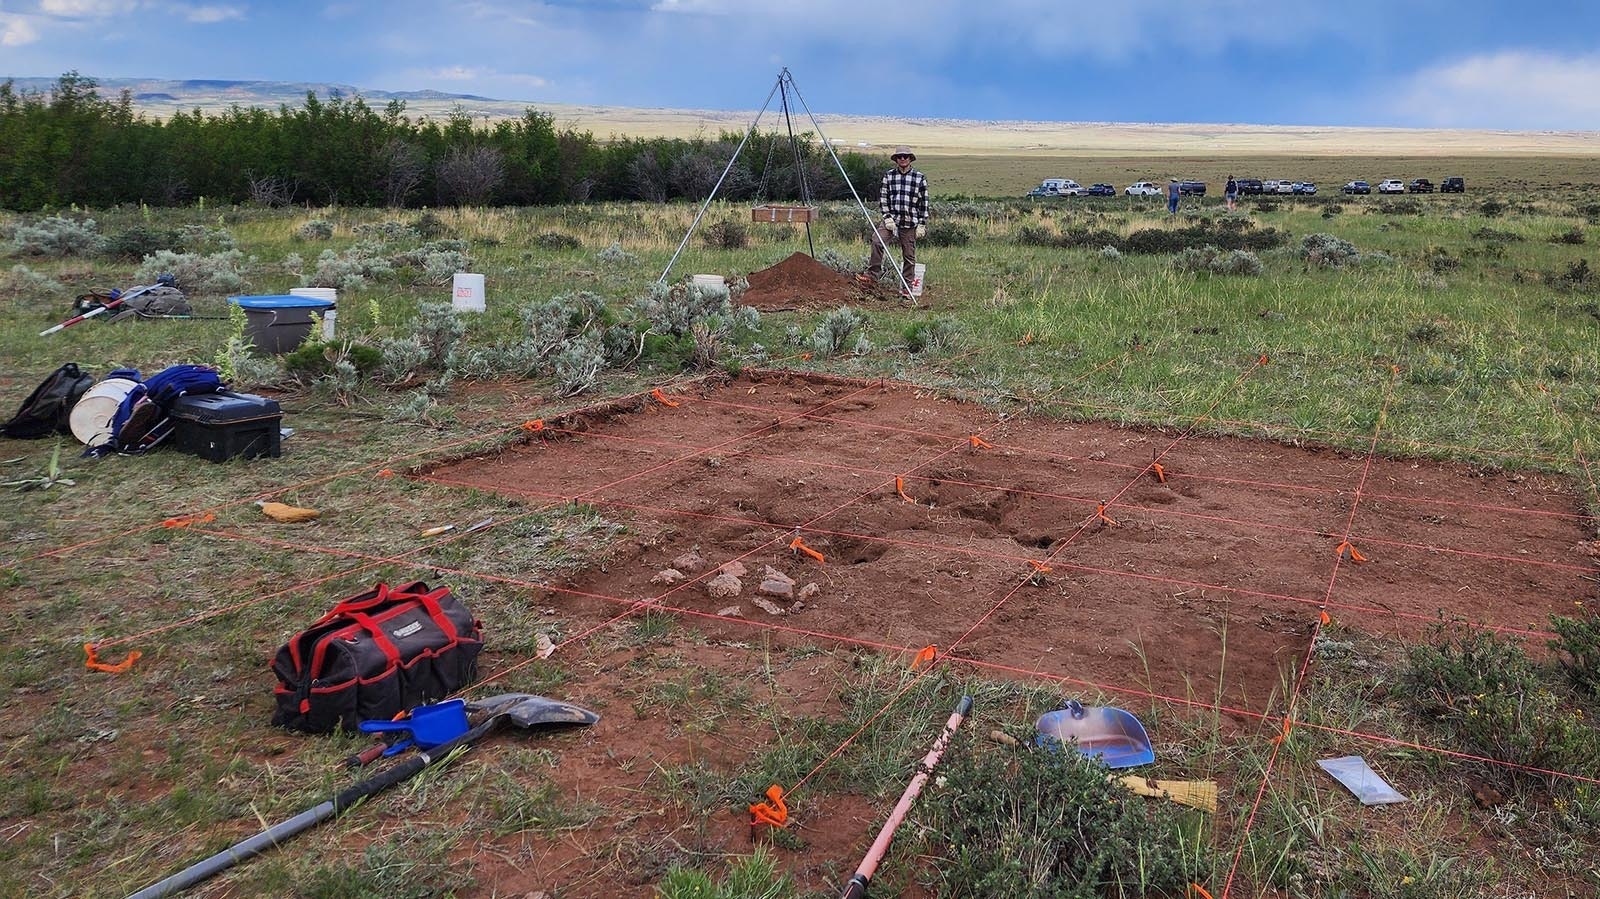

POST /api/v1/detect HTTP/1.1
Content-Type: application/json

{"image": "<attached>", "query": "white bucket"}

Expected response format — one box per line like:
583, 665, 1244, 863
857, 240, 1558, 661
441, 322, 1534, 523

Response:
290, 287, 338, 339
68, 377, 138, 446
452, 273, 486, 312
910, 263, 926, 297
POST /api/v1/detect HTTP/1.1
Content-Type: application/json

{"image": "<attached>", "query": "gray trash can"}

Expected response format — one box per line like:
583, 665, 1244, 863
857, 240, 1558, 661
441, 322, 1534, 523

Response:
230, 295, 336, 354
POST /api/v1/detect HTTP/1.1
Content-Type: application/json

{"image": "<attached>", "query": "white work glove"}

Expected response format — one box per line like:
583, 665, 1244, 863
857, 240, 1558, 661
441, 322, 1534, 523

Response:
915, 224, 927, 239
881, 215, 897, 235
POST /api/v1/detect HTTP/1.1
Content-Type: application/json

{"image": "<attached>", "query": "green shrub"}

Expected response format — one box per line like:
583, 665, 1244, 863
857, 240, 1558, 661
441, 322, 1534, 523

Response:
533, 231, 582, 251
923, 221, 971, 247
809, 306, 864, 357
295, 219, 334, 241
1301, 233, 1358, 266
283, 340, 383, 380
1401, 628, 1599, 782
1550, 614, 1600, 696
104, 225, 180, 260
702, 220, 749, 250
917, 733, 1207, 897
1550, 226, 1587, 246
595, 241, 635, 266
658, 846, 795, 899
1479, 199, 1506, 217
412, 211, 448, 239
903, 317, 962, 353
1015, 225, 1059, 247
136, 249, 247, 295
10, 216, 106, 257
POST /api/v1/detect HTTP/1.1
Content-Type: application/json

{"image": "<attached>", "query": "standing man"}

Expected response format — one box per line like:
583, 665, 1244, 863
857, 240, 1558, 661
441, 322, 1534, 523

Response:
857, 146, 928, 296
1224, 174, 1238, 212
1167, 178, 1181, 215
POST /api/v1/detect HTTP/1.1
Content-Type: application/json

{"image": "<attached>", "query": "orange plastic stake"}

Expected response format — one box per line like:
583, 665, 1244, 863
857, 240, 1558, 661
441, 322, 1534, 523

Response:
84, 642, 141, 674
1258, 353, 1270, 365
896, 476, 915, 504
377, 468, 395, 479
910, 645, 937, 671
1151, 462, 1167, 484
1188, 884, 1216, 899
521, 419, 545, 433
1319, 609, 1331, 626
650, 388, 680, 408
789, 536, 825, 564
1095, 503, 1118, 526
799, 352, 813, 361
1028, 560, 1052, 575
160, 512, 215, 529
1334, 541, 1368, 564
749, 784, 789, 828
1018, 332, 1034, 346
969, 435, 993, 449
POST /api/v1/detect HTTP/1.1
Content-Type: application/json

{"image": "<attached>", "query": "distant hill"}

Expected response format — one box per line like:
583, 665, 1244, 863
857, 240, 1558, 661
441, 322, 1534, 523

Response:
4, 75, 1598, 157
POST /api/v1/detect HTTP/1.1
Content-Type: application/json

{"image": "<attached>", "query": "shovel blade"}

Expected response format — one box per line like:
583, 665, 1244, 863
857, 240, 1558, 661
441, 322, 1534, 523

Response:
467, 693, 601, 729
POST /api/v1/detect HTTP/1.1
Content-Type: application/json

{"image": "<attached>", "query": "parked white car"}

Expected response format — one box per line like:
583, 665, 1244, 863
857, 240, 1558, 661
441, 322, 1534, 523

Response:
1125, 181, 1161, 196
1262, 180, 1281, 193
1377, 179, 1405, 194
1026, 178, 1087, 198
1274, 180, 1294, 194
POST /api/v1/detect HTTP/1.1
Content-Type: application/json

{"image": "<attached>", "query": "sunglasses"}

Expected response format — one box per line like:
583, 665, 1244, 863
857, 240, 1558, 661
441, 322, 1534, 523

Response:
892, 155, 911, 160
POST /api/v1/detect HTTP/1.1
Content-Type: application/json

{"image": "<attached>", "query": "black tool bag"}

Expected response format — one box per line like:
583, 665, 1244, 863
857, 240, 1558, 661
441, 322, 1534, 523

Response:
271, 581, 483, 734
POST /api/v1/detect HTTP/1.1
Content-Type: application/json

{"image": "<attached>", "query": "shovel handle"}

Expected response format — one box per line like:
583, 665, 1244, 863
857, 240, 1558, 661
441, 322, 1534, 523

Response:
345, 742, 388, 769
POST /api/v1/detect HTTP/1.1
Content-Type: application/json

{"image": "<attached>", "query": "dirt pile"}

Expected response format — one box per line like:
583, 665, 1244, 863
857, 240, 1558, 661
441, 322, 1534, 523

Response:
740, 251, 860, 312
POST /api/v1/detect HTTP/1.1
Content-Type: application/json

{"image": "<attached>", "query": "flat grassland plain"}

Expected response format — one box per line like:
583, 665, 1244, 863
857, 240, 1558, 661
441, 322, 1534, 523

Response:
1, 99, 1598, 899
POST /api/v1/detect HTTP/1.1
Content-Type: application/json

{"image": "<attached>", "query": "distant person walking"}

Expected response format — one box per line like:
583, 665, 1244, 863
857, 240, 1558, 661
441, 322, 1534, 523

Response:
858, 146, 928, 296
1167, 179, 1181, 215
1225, 175, 1238, 212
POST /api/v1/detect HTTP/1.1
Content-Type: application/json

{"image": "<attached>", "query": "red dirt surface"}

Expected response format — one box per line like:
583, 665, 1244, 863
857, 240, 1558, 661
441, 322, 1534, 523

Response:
740, 252, 866, 311
417, 371, 1599, 896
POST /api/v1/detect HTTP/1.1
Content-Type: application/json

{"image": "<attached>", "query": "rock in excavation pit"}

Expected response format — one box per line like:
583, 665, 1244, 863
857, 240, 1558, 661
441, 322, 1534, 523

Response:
758, 565, 797, 597
707, 573, 742, 598
751, 597, 787, 616
673, 550, 708, 572
719, 560, 747, 578
650, 568, 685, 585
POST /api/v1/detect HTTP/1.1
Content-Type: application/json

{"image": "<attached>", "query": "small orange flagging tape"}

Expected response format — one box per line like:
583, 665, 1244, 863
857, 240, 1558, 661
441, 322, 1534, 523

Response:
1151, 462, 1167, 484
1018, 332, 1034, 346
1319, 609, 1331, 625
969, 435, 993, 449
1095, 503, 1118, 526
896, 476, 915, 504
521, 419, 545, 432
1258, 353, 1270, 365
650, 388, 680, 408
1188, 884, 1215, 899
749, 784, 789, 828
377, 468, 395, 478
84, 643, 141, 674
1269, 719, 1293, 745
1028, 560, 1052, 574
910, 645, 937, 671
1334, 540, 1368, 564
790, 536, 825, 564
160, 512, 215, 529
799, 352, 813, 361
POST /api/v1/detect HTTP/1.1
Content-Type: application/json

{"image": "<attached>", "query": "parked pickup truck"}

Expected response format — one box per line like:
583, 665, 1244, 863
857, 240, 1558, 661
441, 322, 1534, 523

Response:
1125, 181, 1161, 196
1408, 178, 1434, 193
1178, 180, 1207, 196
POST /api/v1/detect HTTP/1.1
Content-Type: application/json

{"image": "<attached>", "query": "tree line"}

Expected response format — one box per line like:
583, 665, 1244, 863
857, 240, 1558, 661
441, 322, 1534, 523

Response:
0, 73, 883, 211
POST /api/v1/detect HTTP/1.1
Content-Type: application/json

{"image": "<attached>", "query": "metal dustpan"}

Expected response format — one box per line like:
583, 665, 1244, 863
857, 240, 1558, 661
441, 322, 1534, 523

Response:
1035, 699, 1154, 769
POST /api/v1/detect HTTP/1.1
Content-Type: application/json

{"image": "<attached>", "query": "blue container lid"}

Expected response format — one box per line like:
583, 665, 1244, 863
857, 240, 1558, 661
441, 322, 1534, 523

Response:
229, 295, 335, 310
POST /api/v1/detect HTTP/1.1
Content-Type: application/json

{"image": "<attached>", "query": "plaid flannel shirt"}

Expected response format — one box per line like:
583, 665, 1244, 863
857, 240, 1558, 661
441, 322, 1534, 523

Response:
879, 167, 928, 228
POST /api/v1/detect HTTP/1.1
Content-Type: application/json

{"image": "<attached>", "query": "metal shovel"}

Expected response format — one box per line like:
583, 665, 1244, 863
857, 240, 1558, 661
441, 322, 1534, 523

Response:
1035, 699, 1155, 769
125, 693, 599, 899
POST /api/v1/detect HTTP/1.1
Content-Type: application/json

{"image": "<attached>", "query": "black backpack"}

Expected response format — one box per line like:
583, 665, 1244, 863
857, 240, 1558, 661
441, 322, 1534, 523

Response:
1, 363, 96, 439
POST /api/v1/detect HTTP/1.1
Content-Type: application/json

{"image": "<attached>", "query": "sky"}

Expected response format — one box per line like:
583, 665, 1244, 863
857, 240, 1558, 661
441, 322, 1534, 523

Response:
3, 0, 1600, 130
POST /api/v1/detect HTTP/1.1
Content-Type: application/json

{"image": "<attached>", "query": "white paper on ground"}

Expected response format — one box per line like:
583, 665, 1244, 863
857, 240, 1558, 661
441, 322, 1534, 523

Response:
1317, 755, 1407, 805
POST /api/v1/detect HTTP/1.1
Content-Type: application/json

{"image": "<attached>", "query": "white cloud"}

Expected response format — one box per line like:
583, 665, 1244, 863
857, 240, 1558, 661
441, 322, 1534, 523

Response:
1393, 51, 1600, 130
1, 14, 41, 46
38, 0, 137, 17
173, 4, 245, 23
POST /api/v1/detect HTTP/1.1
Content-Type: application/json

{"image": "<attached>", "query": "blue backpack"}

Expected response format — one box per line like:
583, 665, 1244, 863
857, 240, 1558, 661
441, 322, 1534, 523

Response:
96, 365, 224, 455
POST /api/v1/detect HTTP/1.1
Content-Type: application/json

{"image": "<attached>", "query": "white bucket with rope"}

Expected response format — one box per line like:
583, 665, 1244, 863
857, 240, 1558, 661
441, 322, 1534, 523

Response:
452, 273, 486, 312
289, 287, 338, 339
69, 377, 139, 446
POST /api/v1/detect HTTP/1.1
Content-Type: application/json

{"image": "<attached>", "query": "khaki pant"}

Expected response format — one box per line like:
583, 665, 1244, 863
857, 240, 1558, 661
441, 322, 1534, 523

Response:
867, 225, 917, 287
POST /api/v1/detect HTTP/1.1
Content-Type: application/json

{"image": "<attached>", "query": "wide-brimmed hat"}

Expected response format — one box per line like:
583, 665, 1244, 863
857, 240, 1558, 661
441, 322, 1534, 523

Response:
891, 146, 916, 161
